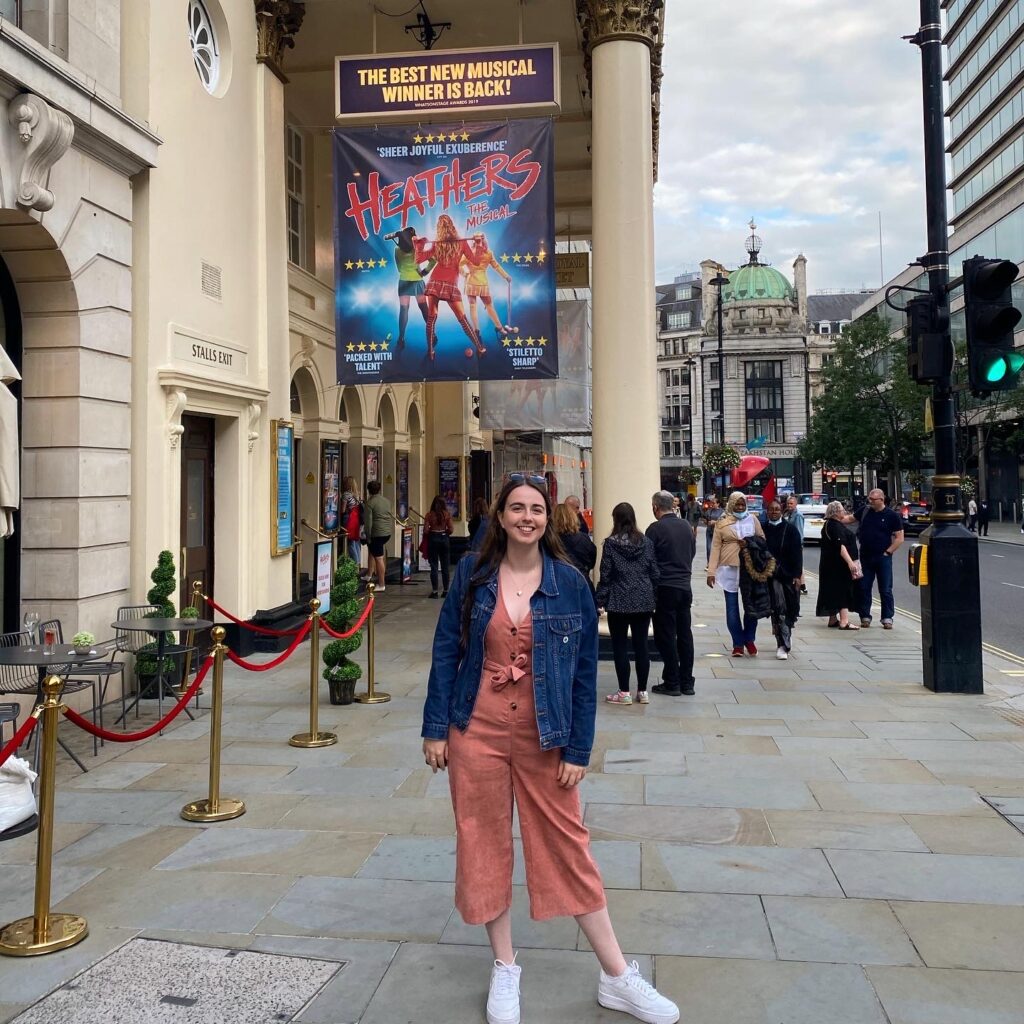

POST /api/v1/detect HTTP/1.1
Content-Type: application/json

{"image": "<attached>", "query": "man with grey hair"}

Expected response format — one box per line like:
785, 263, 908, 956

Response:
645, 490, 697, 696
564, 494, 589, 534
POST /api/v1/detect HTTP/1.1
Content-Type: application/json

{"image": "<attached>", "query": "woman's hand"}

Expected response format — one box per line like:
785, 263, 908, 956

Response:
557, 761, 587, 788
422, 739, 449, 773
706, 574, 716, 589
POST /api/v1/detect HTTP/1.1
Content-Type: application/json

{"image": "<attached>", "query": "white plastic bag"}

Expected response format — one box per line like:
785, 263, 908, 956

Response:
0, 756, 37, 832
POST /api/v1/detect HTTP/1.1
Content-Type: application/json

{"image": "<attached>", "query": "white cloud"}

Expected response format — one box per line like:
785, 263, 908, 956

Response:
655, 1, 928, 292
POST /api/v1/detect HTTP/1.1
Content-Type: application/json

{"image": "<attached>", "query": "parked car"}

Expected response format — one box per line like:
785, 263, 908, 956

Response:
794, 492, 830, 506
899, 499, 932, 536
744, 494, 765, 516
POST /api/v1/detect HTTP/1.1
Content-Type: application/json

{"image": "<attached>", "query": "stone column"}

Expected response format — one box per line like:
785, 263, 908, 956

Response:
580, 1, 663, 532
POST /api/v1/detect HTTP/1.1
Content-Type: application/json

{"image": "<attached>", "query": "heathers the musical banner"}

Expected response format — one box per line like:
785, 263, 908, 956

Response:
332, 118, 558, 385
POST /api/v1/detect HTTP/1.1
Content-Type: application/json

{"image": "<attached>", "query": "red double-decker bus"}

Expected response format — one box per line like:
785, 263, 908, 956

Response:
729, 455, 776, 505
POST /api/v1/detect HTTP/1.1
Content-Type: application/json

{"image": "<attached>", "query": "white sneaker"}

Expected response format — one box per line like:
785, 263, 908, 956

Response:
487, 956, 521, 1024
636, 691, 650, 704
598, 961, 679, 1024
776, 647, 789, 660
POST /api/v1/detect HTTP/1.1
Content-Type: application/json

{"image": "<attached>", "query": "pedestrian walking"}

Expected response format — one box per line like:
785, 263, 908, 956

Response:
817, 501, 861, 629
423, 494, 454, 598
564, 494, 590, 534
968, 496, 978, 533
420, 478, 679, 1024
553, 502, 597, 580
646, 490, 697, 696
844, 488, 903, 629
364, 480, 393, 592
595, 502, 660, 705
684, 495, 702, 535
763, 499, 802, 660
977, 498, 990, 537
702, 493, 725, 562
341, 475, 363, 569
707, 492, 765, 657
784, 493, 808, 595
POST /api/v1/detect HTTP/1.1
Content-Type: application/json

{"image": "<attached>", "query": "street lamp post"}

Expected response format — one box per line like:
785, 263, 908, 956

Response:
709, 272, 729, 496
683, 356, 696, 467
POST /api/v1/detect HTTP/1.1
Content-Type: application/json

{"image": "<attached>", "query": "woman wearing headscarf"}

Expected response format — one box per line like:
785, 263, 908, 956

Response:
707, 491, 765, 657
816, 500, 862, 629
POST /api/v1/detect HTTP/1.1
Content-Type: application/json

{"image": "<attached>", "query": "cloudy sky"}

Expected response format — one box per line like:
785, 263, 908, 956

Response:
654, 1, 929, 294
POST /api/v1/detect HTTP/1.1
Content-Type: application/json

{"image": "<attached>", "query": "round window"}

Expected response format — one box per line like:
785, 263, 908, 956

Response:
188, 0, 219, 93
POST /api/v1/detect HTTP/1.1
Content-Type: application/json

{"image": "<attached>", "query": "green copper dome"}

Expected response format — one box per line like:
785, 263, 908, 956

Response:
723, 263, 796, 303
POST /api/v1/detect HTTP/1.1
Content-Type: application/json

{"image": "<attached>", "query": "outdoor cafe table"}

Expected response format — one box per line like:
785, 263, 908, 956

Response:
111, 617, 212, 725
0, 645, 108, 772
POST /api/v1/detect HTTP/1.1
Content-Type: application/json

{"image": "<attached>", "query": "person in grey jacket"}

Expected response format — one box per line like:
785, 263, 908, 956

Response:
595, 502, 660, 705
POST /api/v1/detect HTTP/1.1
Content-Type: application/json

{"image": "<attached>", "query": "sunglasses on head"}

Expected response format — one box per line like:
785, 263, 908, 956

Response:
507, 472, 547, 488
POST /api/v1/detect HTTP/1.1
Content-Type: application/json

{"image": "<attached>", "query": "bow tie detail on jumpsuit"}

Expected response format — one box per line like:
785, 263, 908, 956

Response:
447, 581, 606, 925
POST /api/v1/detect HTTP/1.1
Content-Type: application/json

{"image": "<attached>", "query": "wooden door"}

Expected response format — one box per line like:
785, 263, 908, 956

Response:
180, 415, 215, 609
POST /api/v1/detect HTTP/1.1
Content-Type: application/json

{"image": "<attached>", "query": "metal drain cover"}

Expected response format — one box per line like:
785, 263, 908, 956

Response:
10, 938, 345, 1024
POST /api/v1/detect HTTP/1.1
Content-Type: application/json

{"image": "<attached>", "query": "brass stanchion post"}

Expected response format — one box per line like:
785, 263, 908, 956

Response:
181, 626, 245, 822
290, 598, 337, 747
175, 579, 205, 697
0, 677, 88, 956
355, 583, 390, 704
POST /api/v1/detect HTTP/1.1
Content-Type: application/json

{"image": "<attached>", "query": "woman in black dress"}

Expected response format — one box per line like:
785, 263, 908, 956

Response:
816, 501, 861, 630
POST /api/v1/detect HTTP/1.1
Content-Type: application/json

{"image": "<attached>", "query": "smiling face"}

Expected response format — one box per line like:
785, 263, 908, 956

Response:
767, 500, 783, 522
498, 485, 548, 552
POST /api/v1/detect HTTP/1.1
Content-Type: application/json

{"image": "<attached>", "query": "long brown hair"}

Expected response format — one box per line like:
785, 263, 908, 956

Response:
429, 494, 446, 517
434, 214, 460, 267
460, 478, 568, 646
608, 502, 643, 544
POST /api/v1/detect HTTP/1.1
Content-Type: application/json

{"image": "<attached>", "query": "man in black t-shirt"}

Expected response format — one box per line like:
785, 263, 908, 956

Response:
845, 489, 904, 629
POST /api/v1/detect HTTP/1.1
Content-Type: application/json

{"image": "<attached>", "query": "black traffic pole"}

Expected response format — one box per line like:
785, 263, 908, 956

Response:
711, 272, 728, 497
912, 0, 983, 693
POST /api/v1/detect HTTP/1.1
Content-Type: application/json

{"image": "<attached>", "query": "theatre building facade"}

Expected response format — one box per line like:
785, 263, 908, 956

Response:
0, 1, 665, 662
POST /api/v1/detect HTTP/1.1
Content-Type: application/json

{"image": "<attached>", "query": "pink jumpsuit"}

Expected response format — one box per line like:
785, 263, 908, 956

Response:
447, 585, 606, 924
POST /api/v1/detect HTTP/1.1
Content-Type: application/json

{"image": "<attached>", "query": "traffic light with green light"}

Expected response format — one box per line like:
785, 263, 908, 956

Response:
963, 256, 1023, 394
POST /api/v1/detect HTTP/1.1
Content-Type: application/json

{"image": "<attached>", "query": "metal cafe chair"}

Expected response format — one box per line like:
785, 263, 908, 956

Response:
36, 620, 102, 757
0, 701, 18, 747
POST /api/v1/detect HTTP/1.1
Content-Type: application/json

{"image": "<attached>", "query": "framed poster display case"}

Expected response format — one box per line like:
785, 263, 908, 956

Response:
437, 457, 462, 521
271, 419, 295, 556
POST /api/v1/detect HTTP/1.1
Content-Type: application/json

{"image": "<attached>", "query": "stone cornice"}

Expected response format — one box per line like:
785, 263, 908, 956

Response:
254, 0, 306, 83
576, 1, 665, 181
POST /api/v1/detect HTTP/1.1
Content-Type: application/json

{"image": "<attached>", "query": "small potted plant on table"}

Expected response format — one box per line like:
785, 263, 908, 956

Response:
71, 631, 96, 655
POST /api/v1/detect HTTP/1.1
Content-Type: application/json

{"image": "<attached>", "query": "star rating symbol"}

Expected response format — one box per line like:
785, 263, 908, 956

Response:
512, 253, 522, 263
525, 336, 535, 345
378, 258, 388, 268
380, 340, 389, 351
344, 260, 354, 270
346, 342, 355, 353
514, 337, 523, 346
502, 337, 512, 347
536, 251, 547, 263
355, 259, 365, 269
537, 336, 548, 346
425, 133, 435, 143
461, 130, 470, 141
500, 253, 510, 264
357, 341, 367, 352
369, 342, 379, 352
413, 133, 423, 144
524, 253, 535, 264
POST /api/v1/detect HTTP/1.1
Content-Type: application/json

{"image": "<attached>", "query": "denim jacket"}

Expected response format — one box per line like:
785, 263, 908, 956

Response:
421, 550, 598, 766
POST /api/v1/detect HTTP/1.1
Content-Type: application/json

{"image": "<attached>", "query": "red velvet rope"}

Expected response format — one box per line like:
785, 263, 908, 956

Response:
0, 712, 40, 767
319, 597, 374, 640
224, 619, 312, 671
204, 595, 302, 637
62, 657, 213, 742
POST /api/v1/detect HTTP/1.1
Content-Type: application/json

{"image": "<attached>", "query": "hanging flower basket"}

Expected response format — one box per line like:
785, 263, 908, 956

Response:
960, 476, 976, 499
676, 466, 703, 487
701, 444, 742, 478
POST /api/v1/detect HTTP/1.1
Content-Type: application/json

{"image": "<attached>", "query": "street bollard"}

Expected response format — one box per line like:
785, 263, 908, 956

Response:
181, 626, 245, 822
0, 677, 88, 956
290, 598, 337, 748
355, 583, 390, 704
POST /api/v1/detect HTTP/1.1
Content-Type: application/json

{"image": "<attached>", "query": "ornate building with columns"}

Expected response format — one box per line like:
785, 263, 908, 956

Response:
0, 1, 666, 688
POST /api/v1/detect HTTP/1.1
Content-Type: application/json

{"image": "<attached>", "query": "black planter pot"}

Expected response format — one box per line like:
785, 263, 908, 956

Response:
328, 676, 358, 705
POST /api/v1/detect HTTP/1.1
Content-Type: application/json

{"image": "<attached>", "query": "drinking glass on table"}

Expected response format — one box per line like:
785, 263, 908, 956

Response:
23, 611, 39, 650
42, 625, 56, 656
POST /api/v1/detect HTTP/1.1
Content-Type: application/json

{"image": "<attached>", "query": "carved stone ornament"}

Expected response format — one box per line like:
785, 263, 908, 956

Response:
247, 401, 262, 453
6, 94, 74, 212
576, 0, 663, 51
300, 336, 315, 370
254, 0, 305, 81
165, 388, 188, 450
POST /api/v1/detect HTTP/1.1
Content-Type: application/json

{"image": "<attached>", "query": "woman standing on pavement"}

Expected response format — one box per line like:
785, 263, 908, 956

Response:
423, 494, 454, 599
595, 502, 660, 705
341, 476, 362, 569
553, 502, 597, 580
707, 491, 765, 657
816, 500, 861, 630
421, 478, 678, 1024
763, 498, 803, 659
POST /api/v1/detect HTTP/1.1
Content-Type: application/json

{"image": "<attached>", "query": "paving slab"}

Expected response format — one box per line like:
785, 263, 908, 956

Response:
866, 964, 1024, 1024
653, 956, 888, 1024
826, 849, 1024, 904
831, 757, 940, 784
764, 896, 921, 965
764, 810, 929, 852
643, 843, 842, 897
902, 812, 1024, 855
584, 802, 773, 846
809, 781, 993, 815
257, 876, 455, 942
685, 753, 844, 780
54, 824, 195, 870
0, 864, 104, 924
645, 775, 818, 811
889, 901, 1024, 971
